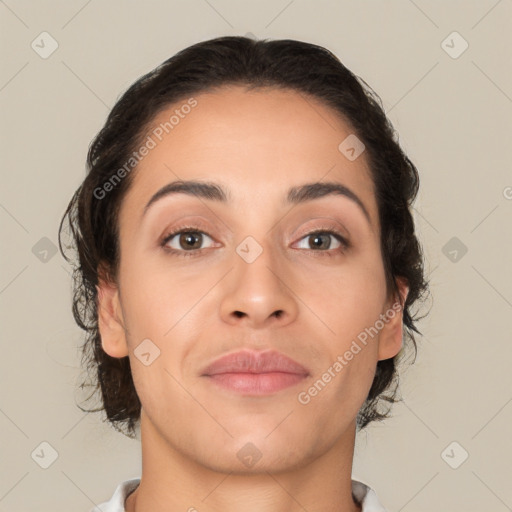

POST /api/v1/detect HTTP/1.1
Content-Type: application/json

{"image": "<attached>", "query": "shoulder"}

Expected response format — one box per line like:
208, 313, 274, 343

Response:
89, 477, 141, 512
351, 479, 390, 512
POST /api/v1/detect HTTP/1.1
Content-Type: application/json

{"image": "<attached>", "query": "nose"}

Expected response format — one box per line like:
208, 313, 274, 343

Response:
219, 241, 299, 329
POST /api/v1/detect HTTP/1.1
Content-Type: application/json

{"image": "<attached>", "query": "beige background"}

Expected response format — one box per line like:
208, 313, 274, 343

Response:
1, 1, 511, 511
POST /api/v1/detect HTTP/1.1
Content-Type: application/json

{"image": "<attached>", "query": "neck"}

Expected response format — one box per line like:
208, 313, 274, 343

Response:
125, 412, 361, 512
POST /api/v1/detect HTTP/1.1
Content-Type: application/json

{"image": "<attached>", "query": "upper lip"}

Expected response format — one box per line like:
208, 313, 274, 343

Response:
201, 349, 310, 376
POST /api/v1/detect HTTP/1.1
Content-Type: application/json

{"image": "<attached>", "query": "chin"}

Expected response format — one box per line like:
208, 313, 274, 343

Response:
188, 430, 314, 475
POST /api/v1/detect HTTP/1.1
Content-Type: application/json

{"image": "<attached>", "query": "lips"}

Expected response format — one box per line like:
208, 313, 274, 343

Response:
201, 349, 309, 377
200, 349, 310, 395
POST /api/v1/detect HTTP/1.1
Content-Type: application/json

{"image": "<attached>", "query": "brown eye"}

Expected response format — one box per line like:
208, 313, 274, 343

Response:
294, 229, 350, 254
178, 232, 203, 250
161, 228, 215, 253
308, 233, 333, 250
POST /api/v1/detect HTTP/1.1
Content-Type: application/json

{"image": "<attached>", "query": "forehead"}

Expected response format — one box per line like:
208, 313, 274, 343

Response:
121, 85, 378, 230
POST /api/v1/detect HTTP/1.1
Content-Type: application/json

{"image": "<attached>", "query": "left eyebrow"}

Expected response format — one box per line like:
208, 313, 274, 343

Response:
142, 179, 372, 228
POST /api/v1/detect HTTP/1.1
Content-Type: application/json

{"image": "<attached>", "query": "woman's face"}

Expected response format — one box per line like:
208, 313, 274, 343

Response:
99, 85, 406, 472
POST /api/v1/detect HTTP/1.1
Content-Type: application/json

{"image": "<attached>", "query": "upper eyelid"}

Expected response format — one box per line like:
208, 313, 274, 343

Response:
162, 216, 349, 236
162, 224, 347, 237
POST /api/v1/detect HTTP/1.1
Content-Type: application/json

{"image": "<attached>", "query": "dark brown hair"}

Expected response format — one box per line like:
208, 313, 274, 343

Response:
59, 35, 430, 439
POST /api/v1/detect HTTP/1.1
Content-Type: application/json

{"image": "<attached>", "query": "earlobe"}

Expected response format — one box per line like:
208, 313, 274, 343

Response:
377, 278, 409, 361
96, 278, 129, 358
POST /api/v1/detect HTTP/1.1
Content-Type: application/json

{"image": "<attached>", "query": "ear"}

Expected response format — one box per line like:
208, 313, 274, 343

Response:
96, 276, 129, 358
377, 277, 409, 361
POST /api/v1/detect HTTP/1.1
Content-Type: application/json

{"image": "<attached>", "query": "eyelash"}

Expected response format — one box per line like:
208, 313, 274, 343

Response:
160, 224, 351, 259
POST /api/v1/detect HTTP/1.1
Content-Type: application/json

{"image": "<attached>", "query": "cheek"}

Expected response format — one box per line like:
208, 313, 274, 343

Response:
118, 249, 209, 337
329, 350, 377, 427
303, 254, 387, 342
300, 251, 385, 408
118, 259, 213, 393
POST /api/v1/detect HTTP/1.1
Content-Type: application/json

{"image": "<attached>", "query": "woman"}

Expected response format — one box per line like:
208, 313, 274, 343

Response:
59, 35, 429, 512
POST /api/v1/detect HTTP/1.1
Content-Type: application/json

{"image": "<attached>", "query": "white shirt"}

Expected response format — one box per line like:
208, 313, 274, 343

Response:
90, 477, 389, 511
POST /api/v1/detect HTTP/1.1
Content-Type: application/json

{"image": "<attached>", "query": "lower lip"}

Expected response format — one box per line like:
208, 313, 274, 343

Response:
204, 372, 307, 395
